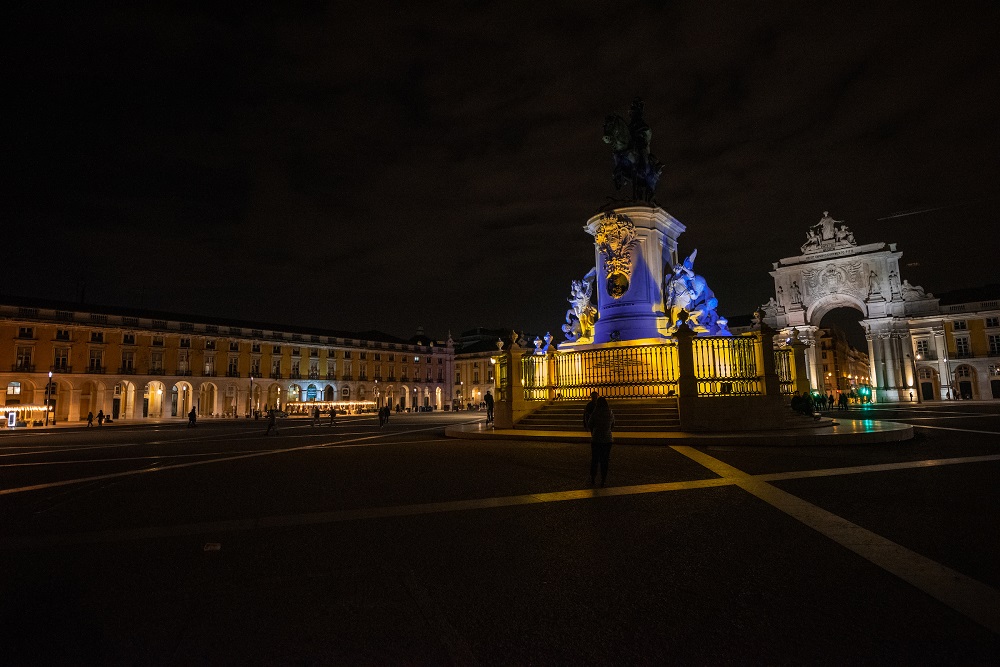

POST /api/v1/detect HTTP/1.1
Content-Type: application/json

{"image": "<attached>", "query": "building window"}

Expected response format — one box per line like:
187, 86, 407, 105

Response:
990, 365, 1000, 377
955, 337, 971, 357
310, 348, 319, 358
986, 317, 1000, 328
344, 351, 352, 359
989, 334, 1000, 355
455, 371, 461, 383
272, 345, 281, 354
152, 335, 164, 347
250, 358, 261, 376
151, 351, 163, 371
17, 327, 34, 339
291, 360, 300, 376
360, 351, 368, 360
54, 347, 70, 370
228, 357, 239, 376
389, 354, 395, 362
7, 381, 22, 397
487, 368, 494, 383
251, 342, 261, 353
121, 351, 135, 372
956, 365, 972, 378
271, 359, 281, 376
230, 341, 240, 352
180, 337, 191, 348
16, 347, 33, 370
90, 331, 104, 343
953, 320, 968, 331
122, 333, 136, 345
915, 339, 930, 357
918, 368, 933, 379
375, 353, 381, 361
204, 356, 216, 376
291, 348, 301, 357
89, 349, 103, 371
205, 340, 216, 351
56, 329, 71, 341
177, 351, 190, 373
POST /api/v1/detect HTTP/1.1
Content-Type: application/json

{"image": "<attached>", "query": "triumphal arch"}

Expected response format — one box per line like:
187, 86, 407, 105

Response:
763, 212, 937, 402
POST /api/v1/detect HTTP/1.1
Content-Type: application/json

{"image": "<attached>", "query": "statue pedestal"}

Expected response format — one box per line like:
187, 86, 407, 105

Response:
584, 206, 686, 346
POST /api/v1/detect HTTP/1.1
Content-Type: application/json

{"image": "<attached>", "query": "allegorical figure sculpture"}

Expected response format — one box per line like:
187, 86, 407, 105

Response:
562, 268, 598, 342
603, 98, 663, 204
663, 250, 731, 336
801, 211, 857, 254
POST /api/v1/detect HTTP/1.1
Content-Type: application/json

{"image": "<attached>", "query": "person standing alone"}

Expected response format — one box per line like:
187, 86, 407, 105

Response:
484, 390, 494, 424
583, 391, 615, 487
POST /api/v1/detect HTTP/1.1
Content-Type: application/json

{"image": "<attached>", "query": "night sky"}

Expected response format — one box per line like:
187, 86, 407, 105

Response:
7, 2, 998, 340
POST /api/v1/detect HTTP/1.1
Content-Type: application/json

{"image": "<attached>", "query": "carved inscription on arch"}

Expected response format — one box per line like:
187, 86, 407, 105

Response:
801, 261, 865, 302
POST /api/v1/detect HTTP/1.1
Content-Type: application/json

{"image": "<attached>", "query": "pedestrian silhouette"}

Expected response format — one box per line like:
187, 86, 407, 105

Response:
96, 410, 105, 426
188, 407, 197, 427
87, 411, 94, 427
484, 390, 494, 424
583, 391, 615, 487
266, 410, 279, 435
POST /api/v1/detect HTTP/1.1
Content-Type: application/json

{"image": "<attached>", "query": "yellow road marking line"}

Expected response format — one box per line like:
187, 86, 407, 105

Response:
756, 454, 1000, 481
671, 445, 1000, 635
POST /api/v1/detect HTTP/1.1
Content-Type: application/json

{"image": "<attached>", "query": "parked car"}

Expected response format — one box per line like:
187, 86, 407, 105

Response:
269, 410, 288, 418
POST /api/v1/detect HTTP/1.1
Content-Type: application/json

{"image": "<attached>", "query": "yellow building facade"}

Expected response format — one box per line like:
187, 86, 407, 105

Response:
1, 298, 454, 424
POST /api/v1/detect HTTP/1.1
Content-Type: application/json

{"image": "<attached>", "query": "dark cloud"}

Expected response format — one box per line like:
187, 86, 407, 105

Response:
5, 1, 998, 338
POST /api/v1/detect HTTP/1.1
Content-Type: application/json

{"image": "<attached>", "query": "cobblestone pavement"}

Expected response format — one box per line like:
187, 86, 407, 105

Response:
2, 405, 999, 665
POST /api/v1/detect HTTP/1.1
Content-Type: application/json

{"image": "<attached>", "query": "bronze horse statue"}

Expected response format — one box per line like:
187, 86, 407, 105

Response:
602, 112, 663, 204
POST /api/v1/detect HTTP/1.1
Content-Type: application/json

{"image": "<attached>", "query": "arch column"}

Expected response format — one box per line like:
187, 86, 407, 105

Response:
932, 328, 951, 399
68, 387, 82, 422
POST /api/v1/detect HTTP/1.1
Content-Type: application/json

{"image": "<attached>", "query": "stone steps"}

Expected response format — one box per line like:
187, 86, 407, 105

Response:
515, 398, 681, 432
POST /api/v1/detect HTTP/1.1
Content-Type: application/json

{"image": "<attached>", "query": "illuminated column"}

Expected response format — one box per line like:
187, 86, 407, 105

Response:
866, 333, 879, 394
933, 327, 949, 399
882, 333, 899, 401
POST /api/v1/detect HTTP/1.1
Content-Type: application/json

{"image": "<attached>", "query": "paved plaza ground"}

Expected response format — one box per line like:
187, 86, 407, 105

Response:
2, 403, 999, 665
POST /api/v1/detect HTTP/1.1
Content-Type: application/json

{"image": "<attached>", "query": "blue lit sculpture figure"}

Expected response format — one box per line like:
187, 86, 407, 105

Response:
664, 250, 732, 336
562, 267, 598, 342
602, 98, 663, 204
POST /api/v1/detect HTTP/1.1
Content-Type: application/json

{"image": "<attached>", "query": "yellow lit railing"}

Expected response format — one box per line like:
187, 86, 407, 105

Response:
691, 336, 760, 396
521, 343, 680, 400
774, 348, 794, 395
519, 336, 792, 401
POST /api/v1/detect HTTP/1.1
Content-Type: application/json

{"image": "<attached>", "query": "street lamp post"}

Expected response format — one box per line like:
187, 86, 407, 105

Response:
249, 375, 254, 417
45, 370, 52, 426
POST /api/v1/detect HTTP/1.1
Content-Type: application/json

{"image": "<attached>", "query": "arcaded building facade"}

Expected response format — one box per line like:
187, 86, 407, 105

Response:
1, 297, 454, 424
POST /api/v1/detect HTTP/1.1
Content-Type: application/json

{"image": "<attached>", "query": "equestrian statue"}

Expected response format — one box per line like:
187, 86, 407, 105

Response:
602, 98, 664, 204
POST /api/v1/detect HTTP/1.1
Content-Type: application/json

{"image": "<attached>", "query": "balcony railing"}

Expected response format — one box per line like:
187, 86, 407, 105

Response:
269, 372, 283, 379
118, 367, 137, 374
88, 366, 106, 374
226, 370, 241, 377
325, 372, 336, 380
175, 369, 193, 376
12, 364, 36, 372
341, 374, 352, 380
916, 352, 937, 361
308, 371, 320, 379
147, 368, 164, 375
202, 371, 217, 377
51, 365, 73, 374
289, 372, 302, 379
955, 352, 975, 359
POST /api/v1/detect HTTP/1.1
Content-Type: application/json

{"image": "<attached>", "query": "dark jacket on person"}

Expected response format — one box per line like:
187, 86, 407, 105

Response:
583, 396, 615, 443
